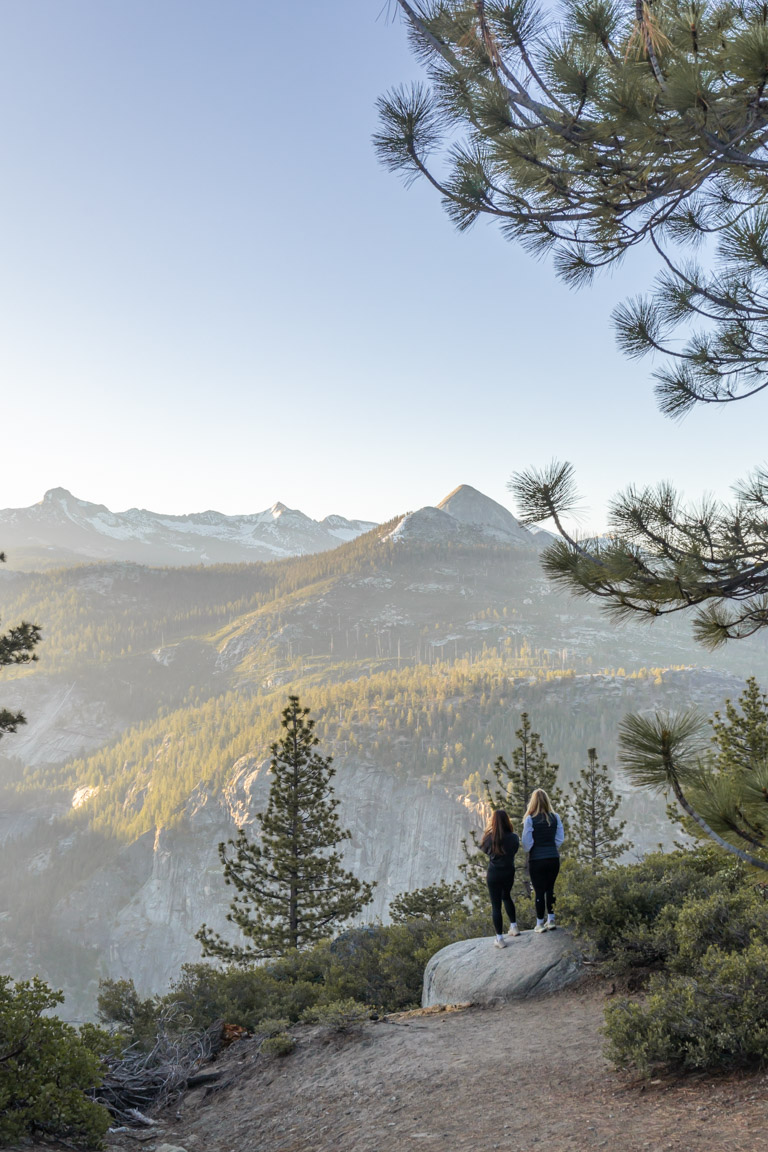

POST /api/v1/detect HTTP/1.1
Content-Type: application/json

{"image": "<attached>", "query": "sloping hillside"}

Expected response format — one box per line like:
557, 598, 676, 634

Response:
1, 508, 767, 1014
90, 980, 768, 1152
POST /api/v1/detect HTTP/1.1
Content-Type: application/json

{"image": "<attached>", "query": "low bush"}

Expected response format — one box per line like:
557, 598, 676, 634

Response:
389, 881, 467, 923
98, 905, 488, 1047
555, 848, 768, 1075
0, 975, 112, 1149
557, 849, 742, 971
604, 942, 768, 1074
300, 998, 371, 1032
260, 1033, 295, 1057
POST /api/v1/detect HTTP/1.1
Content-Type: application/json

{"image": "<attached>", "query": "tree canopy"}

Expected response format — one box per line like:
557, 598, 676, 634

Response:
377, 0, 768, 644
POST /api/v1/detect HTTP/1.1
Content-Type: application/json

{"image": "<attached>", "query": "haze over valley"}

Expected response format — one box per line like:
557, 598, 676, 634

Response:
1, 483, 764, 1015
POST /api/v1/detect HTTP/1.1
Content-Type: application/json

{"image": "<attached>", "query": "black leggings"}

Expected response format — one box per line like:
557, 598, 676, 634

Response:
486, 866, 517, 935
529, 857, 560, 920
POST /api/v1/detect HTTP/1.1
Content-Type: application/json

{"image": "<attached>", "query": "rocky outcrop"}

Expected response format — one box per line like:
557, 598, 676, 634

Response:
422, 930, 583, 1007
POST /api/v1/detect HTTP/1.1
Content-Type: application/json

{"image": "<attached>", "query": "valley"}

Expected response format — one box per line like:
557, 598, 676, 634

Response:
1, 484, 765, 1017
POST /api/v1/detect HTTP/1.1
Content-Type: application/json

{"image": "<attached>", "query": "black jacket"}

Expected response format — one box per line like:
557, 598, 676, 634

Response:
481, 830, 519, 867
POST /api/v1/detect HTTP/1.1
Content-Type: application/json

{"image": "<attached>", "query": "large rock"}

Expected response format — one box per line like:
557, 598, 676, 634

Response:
422, 930, 583, 1007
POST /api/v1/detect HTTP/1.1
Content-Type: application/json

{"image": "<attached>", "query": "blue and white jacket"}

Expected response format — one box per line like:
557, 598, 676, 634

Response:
522, 812, 564, 861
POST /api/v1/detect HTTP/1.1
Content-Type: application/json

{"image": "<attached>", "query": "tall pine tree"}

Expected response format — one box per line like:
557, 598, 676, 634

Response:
485, 712, 563, 828
197, 696, 374, 961
567, 748, 632, 872
462, 712, 563, 902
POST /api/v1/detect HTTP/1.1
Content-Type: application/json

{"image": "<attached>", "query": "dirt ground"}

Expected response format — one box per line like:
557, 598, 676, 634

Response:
98, 976, 768, 1152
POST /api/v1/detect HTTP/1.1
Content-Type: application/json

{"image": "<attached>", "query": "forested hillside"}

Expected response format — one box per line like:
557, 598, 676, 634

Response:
0, 515, 764, 1012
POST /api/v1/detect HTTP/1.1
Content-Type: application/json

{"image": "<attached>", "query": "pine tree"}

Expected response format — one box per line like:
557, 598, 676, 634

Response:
618, 703, 768, 873
462, 712, 563, 900
196, 696, 375, 961
378, 1, 768, 646
567, 748, 632, 871
484, 712, 563, 828
0, 551, 40, 737
711, 678, 768, 776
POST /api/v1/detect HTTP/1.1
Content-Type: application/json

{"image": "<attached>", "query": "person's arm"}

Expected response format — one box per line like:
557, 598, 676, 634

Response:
554, 814, 565, 849
511, 832, 520, 857
521, 816, 533, 852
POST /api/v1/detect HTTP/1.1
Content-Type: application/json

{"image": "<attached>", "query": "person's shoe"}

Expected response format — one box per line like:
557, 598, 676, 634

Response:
546, 921, 558, 931
533, 923, 548, 934
493, 937, 506, 948
508, 925, 521, 937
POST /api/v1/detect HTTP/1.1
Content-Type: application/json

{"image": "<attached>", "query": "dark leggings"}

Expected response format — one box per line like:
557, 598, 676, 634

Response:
529, 857, 560, 920
486, 866, 517, 935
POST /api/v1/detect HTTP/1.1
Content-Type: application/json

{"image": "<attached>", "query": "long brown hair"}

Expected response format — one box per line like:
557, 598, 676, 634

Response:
524, 788, 554, 824
482, 809, 514, 856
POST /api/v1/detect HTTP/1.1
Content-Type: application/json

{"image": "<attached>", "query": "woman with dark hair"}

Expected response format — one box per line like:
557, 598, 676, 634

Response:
522, 788, 565, 933
480, 809, 520, 948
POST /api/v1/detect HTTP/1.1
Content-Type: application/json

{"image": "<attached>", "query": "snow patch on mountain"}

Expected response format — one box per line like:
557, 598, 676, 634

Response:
0, 489, 377, 568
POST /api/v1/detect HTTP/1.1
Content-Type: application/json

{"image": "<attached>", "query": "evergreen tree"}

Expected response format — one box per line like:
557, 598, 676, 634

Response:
711, 677, 768, 776
618, 704, 768, 872
463, 712, 563, 899
379, 2, 768, 645
196, 696, 375, 961
484, 712, 563, 828
567, 747, 632, 871
0, 551, 40, 737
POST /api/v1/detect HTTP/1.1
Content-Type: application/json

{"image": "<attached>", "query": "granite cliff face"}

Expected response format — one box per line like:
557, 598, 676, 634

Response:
45, 761, 484, 1014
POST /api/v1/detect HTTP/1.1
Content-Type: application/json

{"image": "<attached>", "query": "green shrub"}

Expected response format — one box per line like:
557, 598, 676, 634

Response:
260, 1032, 295, 1057
255, 1017, 291, 1037
320, 914, 487, 1011
564, 848, 768, 1075
300, 998, 371, 1031
389, 881, 467, 923
0, 975, 111, 1148
95, 900, 494, 1065
97, 978, 162, 1048
557, 849, 740, 971
669, 886, 768, 970
604, 942, 768, 1074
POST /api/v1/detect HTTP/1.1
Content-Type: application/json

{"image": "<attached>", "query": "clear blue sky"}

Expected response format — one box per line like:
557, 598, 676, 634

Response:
0, 1, 764, 530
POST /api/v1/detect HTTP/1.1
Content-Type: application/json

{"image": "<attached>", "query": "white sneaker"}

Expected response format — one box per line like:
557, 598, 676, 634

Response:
533, 923, 548, 934
507, 925, 521, 937
493, 937, 506, 948
546, 921, 557, 931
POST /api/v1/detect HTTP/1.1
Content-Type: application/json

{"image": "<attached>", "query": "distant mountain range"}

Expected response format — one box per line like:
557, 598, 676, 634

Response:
0, 487, 377, 568
0, 484, 545, 568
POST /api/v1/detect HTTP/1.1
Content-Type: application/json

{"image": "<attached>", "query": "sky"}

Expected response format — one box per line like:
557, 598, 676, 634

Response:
0, 0, 765, 532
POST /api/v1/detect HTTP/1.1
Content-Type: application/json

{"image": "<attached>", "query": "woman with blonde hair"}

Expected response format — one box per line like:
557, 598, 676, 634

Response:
480, 809, 520, 948
522, 789, 564, 933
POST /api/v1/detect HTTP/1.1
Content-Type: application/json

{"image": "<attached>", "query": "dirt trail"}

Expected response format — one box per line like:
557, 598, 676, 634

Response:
105, 978, 768, 1152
